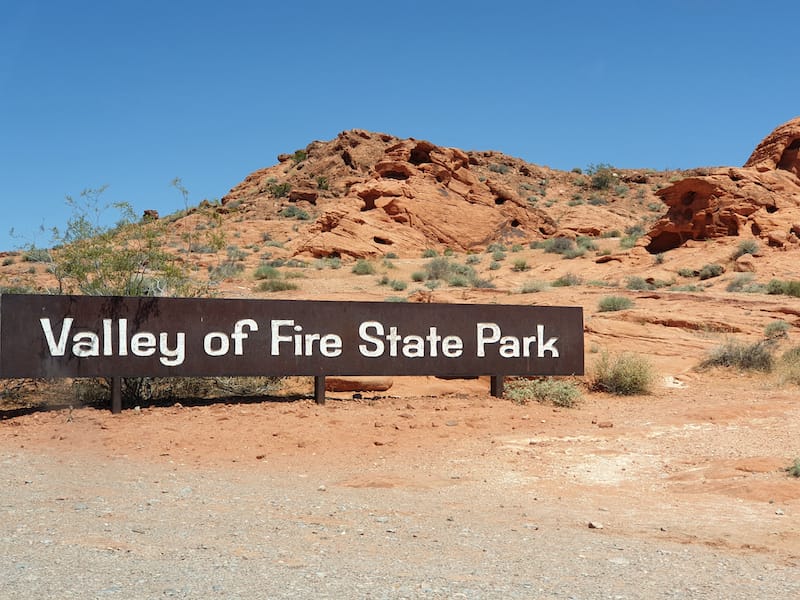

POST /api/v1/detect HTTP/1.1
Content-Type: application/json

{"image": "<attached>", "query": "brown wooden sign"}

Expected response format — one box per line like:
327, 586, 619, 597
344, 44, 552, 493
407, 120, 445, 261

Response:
0, 294, 583, 379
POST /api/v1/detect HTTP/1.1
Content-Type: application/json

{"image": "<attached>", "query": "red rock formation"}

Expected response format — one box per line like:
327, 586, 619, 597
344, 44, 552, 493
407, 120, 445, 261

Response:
646, 118, 800, 253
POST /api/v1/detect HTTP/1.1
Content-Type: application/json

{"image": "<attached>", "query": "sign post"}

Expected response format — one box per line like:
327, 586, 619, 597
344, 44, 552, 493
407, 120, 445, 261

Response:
0, 294, 584, 410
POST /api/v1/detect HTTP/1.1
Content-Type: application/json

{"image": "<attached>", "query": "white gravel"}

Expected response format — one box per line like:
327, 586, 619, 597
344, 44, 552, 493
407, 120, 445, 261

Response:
2, 449, 799, 599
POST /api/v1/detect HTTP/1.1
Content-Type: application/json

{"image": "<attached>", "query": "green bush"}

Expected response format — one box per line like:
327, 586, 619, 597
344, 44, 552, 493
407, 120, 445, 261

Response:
626, 276, 653, 291
422, 248, 438, 258
767, 279, 800, 297
786, 458, 800, 478
411, 271, 426, 282
698, 263, 724, 280
576, 236, 598, 251
351, 259, 375, 275
733, 239, 759, 258
587, 163, 616, 191
254, 264, 280, 280
726, 273, 757, 292
505, 378, 581, 407
512, 259, 530, 272
488, 261, 501, 271
492, 250, 507, 261
591, 352, 654, 395
268, 182, 291, 198
776, 346, 800, 386
552, 273, 582, 287
520, 280, 548, 293
598, 295, 633, 312
465, 254, 482, 265
764, 320, 790, 340
279, 205, 310, 220
256, 279, 298, 292
390, 280, 407, 291
700, 339, 774, 372
543, 237, 575, 255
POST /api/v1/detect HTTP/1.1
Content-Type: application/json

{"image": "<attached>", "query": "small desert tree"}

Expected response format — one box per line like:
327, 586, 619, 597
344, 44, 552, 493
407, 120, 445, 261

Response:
47, 186, 189, 296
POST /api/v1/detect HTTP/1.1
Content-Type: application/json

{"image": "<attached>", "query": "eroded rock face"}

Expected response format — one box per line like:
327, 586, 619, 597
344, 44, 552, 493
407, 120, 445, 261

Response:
745, 117, 800, 176
646, 118, 800, 253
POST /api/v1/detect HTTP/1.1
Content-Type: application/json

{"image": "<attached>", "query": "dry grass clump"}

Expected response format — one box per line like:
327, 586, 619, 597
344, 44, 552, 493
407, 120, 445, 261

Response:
700, 339, 774, 372
505, 377, 582, 407
591, 351, 654, 395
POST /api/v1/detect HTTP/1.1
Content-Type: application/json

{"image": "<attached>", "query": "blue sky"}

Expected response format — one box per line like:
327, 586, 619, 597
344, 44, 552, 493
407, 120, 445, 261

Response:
1, 1, 798, 251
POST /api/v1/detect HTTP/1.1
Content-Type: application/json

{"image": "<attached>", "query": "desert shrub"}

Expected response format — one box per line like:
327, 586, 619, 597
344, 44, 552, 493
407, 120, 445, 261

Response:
279, 205, 310, 220
352, 259, 375, 275
626, 276, 653, 291
512, 259, 530, 272
471, 277, 495, 289
492, 250, 507, 261
489, 163, 510, 174
698, 263, 724, 280
384, 252, 398, 259
776, 346, 800, 385
510, 244, 524, 253
422, 248, 438, 258
384, 296, 407, 302
786, 458, 800, 478
764, 320, 790, 340
587, 163, 616, 190
268, 182, 291, 198
598, 295, 633, 312
591, 351, 654, 395
2, 256, 16, 266
489, 261, 501, 270
767, 279, 800, 297
552, 273, 582, 287
487, 243, 507, 253
700, 339, 774, 372
669, 284, 705, 292
588, 195, 607, 206
505, 378, 581, 407
256, 279, 298, 292
726, 273, 755, 292
613, 184, 629, 197
567, 198, 584, 207
411, 271, 426, 282
733, 239, 759, 259
448, 274, 469, 287
654, 253, 665, 265
678, 267, 698, 278
576, 236, 598, 251
254, 264, 280, 280
390, 280, 407, 291
520, 280, 548, 293
443, 248, 454, 256
562, 247, 586, 259
543, 237, 575, 255
316, 176, 329, 190
465, 254, 482, 265
209, 261, 245, 281
425, 257, 454, 280
600, 229, 621, 239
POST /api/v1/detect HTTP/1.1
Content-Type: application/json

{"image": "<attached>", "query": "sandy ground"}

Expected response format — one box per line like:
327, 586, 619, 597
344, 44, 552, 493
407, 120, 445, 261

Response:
3, 371, 799, 562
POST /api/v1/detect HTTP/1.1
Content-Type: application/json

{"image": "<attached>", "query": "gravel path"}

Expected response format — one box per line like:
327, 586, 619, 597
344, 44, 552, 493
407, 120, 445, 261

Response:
2, 448, 799, 600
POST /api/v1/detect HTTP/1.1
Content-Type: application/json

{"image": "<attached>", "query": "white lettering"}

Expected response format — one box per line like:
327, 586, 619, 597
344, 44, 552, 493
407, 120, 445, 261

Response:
476, 323, 501, 357
442, 335, 463, 357
204, 331, 229, 356
40, 318, 72, 356
359, 321, 384, 357
73, 332, 99, 357
271, 319, 294, 356
319, 333, 342, 357
231, 319, 258, 355
159, 332, 185, 366
537, 324, 559, 357
131, 332, 157, 357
